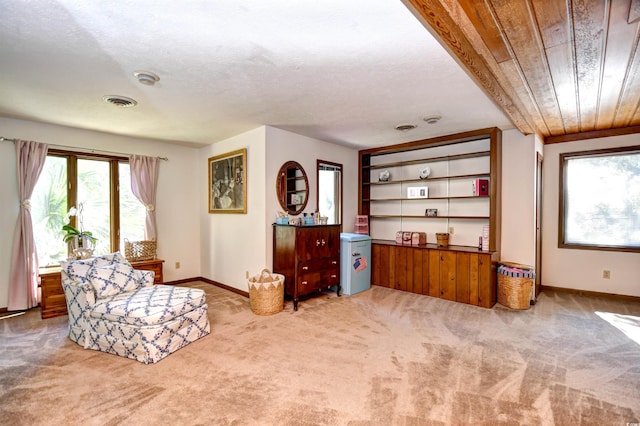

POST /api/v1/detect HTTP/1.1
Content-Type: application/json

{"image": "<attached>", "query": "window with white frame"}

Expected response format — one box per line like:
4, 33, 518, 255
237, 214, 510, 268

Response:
559, 145, 640, 252
317, 160, 342, 225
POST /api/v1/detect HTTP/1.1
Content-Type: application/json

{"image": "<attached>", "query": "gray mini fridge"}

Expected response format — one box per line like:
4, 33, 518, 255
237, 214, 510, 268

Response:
340, 233, 371, 295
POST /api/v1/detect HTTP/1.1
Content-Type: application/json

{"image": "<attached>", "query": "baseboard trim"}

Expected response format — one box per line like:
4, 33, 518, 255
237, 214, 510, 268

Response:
541, 285, 640, 303
162, 278, 200, 286
197, 277, 249, 298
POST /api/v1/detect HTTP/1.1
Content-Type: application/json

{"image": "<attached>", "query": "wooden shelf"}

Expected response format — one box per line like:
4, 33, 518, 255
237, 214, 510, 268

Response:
358, 127, 501, 252
369, 215, 490, 219
365, 150, 490, 170
364, 195, 489, 201
365, 173, 490, 185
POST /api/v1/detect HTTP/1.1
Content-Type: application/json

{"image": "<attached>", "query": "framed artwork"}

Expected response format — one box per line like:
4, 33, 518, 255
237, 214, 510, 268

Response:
407, 186, 429, 199
208, 148, 247, 213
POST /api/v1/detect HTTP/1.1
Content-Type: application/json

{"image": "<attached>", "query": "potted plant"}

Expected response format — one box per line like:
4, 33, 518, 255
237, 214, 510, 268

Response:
62, 204, 97, 259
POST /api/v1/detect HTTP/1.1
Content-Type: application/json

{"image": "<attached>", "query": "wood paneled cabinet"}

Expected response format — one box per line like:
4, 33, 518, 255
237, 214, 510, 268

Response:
372, 242, 497, 308
40, 270, 67, 319
273, 224, 341, 311
39, 258, 165, 319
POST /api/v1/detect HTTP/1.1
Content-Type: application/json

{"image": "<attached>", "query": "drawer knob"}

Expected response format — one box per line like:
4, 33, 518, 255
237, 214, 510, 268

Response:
302, 266, 309, 270
316, 240, 321, 246
302, 281, 308, 285
330, 274, 337, 278
331, 260, 337, 265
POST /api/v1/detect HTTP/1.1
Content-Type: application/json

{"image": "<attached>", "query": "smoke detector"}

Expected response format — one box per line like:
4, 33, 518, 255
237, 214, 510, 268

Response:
423, 115, 442, 124
133, 71, 160, 86
103, 95, 138, 107
394, 123, 417, 132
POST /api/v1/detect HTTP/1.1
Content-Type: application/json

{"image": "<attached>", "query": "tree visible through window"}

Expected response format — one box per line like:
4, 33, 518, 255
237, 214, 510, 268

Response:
560, 146, 640, 251
31, 152, 146, 266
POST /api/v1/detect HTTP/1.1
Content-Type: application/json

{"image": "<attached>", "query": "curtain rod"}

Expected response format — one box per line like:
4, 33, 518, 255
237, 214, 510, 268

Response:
0, 136, 169, 161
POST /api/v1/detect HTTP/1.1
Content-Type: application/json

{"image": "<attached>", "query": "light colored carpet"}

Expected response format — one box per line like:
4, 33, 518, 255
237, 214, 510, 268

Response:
1, 282, 639, 425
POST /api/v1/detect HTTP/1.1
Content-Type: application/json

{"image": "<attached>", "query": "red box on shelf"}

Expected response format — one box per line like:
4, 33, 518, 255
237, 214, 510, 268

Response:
473, 179, 489, 196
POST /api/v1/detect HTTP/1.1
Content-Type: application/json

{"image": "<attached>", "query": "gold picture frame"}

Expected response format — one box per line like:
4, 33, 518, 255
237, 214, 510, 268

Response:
208, 148, 247, 214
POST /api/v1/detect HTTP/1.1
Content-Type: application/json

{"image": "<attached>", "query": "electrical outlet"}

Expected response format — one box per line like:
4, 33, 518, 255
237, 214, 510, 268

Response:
175, 261, 181, 269
449, 227, 454, 234
603, 270, 610, 279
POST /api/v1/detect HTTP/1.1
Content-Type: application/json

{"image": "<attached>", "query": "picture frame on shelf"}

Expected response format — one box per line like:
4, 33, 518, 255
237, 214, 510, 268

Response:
425, 208, 438, 217
208, 148, 247, 214
407, 186, 429, 199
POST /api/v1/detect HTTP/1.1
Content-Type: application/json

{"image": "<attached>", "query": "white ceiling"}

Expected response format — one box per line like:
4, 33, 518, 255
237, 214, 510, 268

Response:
0, 0, 514, 149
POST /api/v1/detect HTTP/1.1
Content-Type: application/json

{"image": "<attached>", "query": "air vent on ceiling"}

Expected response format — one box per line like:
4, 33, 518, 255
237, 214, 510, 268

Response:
394, 123, 417, 132
103, 95, 138, 107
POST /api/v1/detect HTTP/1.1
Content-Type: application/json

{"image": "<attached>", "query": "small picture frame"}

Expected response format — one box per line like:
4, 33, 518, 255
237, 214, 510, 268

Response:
425, 208, 438, 217
407, 186, 429, 199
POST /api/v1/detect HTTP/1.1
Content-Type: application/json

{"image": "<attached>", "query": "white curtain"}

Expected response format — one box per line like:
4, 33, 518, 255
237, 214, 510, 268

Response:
129, 155, 160, 240
8, 140, 48, 311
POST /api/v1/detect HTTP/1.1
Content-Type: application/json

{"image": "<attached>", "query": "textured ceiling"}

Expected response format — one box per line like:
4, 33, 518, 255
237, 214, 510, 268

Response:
0, 1, 513, 149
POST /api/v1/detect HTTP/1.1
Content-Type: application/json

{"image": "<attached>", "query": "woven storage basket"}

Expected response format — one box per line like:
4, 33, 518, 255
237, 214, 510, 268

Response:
497, 262, 534, 310
436, 233, 450, 247
248, 269, 284, 315
124, 238, 157, 262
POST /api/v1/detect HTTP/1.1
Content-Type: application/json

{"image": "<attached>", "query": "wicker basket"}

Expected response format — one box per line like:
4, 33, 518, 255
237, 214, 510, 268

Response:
124, 238, 157, 262
248, 269, 284, 315
497, 262, 534, 310
436, 233, 450, 247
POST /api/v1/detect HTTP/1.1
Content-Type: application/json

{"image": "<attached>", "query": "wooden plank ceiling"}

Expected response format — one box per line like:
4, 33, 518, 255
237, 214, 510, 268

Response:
405, 0, 640, 143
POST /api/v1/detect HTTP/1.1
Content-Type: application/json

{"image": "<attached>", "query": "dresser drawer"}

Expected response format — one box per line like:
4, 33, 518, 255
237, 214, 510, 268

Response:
297, 258, 340, 294
321, 258, 340, 286
297, 260, 324, 295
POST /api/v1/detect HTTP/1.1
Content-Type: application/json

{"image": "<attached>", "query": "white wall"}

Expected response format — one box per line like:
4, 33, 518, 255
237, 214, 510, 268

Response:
0, 117, 201, 308
199, 126, 268, 291
198, 125, 358, 292
264, 126, 359, 269
500, 129, 539, 267
542, 133, 640, 297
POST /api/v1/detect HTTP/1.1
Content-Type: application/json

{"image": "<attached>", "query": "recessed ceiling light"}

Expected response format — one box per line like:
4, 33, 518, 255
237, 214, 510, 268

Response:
133, 70, 160, 86
394, 123, 417, 132
423, 115, 442, 124
103, 95, 138, 107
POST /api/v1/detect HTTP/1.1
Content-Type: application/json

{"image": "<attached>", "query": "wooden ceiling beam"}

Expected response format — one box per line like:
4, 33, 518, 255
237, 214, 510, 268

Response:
403, 0, 537, 136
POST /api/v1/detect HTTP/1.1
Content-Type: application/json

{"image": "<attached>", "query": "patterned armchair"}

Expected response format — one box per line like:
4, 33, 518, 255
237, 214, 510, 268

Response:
61, 253, 210, 364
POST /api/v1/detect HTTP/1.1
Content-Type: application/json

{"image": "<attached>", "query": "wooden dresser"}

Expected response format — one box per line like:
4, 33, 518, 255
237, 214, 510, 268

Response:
272, 224, 340, 311
39, 258, 164, 319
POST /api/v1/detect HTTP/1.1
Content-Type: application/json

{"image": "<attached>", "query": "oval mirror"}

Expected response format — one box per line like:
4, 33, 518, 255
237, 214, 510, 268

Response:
276, 161, 309, 215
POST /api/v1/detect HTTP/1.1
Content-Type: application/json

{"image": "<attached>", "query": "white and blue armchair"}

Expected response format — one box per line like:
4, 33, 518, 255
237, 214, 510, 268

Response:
61, 252, 210, 364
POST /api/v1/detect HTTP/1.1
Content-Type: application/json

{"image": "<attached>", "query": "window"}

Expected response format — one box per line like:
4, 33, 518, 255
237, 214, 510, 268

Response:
31, 151, 146, 266
559, 146, 640, 252
317, 160, 342, 225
